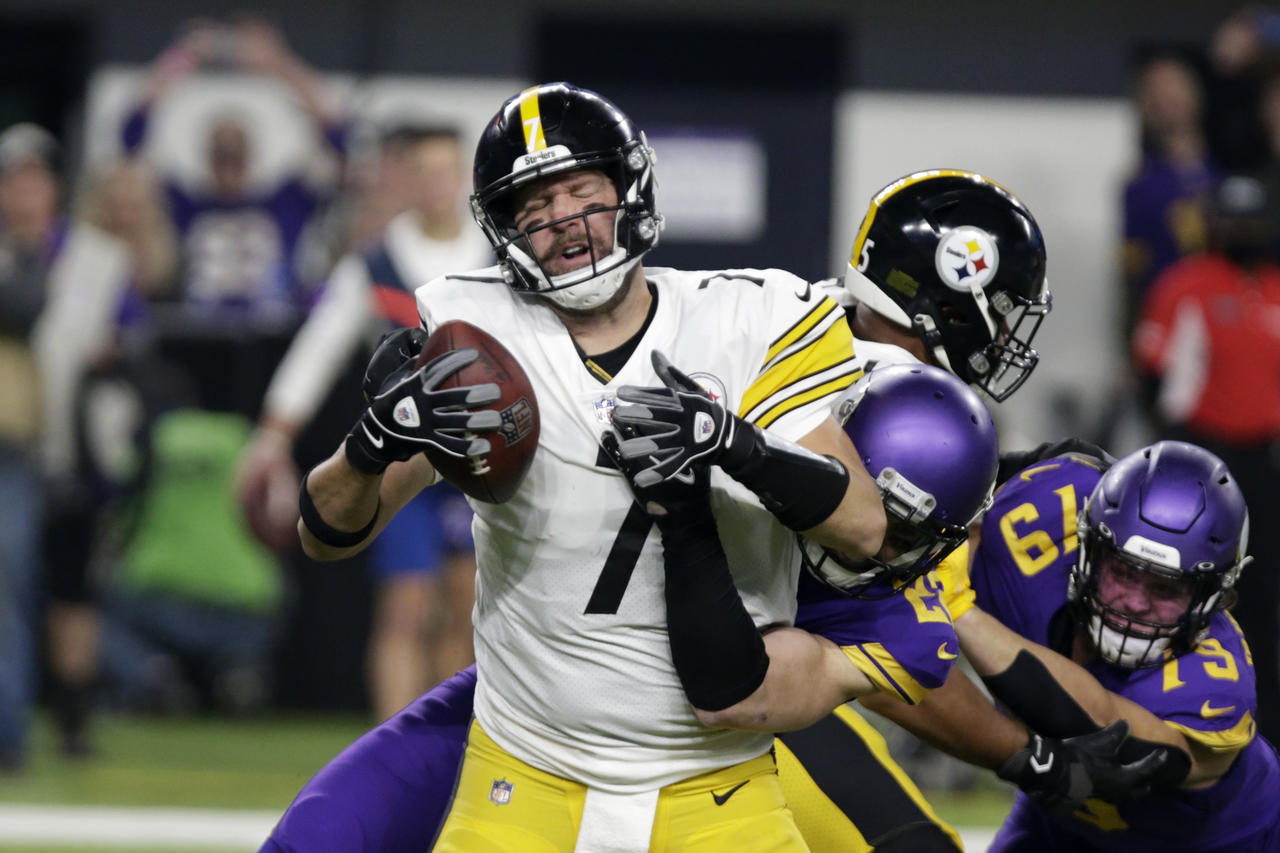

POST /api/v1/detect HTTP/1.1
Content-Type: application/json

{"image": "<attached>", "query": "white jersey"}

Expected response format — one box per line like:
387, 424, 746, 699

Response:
264, 211, 491, 427
416, 266, 858, 792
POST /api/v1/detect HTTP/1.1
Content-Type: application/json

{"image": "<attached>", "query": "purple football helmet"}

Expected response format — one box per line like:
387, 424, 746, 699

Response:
1068, 441, 1251, 669
802, 364, 999, 598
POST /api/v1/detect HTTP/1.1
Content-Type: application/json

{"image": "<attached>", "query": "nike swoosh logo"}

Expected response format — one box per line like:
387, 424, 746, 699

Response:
937, 642, 958, 661
1029, 751, 1054, 773
711, 779, 750, 806
1201, 700, 1236, 719
361, 423, 384, 449
673, 469, 696, 485
795, 281, 812, 302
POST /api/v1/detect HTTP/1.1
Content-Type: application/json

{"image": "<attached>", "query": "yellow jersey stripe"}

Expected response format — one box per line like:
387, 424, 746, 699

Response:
743, 308, 853, 418
763, 298, 840, 369
934, 543, 976, 622
583, 358, 612, 383
1166, 711, 1255, 754
841, 642, 930, 705
754, 371, 859, 430
518, 87, 547, 153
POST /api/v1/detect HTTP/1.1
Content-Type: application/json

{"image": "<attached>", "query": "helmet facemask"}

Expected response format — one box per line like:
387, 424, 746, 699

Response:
471, 138, 662, 312
956, 286, 1052, 402
1069, 515, 1242, 669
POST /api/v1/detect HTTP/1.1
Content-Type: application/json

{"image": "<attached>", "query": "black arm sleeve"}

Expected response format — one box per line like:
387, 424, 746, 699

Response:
659, 502, 769, 711
981, 650, 1100, 738
720, 423, 851, 531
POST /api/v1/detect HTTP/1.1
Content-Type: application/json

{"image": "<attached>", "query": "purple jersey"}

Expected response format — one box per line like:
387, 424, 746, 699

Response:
122, 104, 340, 312
974, 455, 1280, 853
796, 569, 957, 705
261, 666, 475, 853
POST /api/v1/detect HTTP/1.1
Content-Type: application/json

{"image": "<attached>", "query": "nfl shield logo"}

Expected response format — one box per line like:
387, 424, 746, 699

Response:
593, 396, 616, 424
489, 778, 513, 805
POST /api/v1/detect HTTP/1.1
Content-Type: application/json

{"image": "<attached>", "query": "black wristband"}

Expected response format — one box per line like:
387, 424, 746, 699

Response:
721, 421, 849, 531
298, 469, 380, 549
344, 423, 391, 475
661, 500, 770, 711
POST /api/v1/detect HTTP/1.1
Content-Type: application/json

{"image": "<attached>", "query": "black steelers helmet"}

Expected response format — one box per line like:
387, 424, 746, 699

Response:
471, 82, 663, 311
844, 170, 1051, 401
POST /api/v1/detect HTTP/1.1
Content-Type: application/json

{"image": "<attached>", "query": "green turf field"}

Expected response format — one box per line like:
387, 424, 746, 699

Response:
0, 712, 1012, 852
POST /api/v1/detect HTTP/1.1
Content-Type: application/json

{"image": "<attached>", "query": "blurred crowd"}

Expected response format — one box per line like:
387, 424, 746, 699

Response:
0, 16, 488, 771
5, 5, 1280, 775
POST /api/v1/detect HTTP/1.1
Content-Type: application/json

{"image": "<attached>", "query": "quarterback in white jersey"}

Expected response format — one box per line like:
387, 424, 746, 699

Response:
297, 83, 885, 852
417, 262, 857, 789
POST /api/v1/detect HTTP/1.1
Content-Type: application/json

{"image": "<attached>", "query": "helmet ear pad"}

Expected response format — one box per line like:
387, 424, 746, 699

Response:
470, 83, 664, 311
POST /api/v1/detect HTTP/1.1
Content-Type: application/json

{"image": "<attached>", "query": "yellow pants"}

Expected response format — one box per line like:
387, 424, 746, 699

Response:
776, 705, 962, 852
431, 721, 810, 852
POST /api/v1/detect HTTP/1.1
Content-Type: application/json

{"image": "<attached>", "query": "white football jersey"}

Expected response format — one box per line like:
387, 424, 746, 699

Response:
416, 265, 859, 792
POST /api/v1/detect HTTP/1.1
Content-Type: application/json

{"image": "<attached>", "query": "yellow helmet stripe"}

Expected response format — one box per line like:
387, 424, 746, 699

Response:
848, 169, 1013, 267
518, 87, 548, 154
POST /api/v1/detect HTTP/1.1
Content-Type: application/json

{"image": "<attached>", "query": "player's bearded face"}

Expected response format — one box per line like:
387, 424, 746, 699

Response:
1095, 554, 1193, 635
512, 169, 620, 277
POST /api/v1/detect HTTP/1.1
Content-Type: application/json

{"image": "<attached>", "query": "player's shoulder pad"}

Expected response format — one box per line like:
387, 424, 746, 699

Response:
415, 264, 507, 326
1127, 613, 1258, 754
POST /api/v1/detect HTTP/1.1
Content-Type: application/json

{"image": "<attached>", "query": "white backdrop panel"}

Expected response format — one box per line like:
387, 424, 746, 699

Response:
833, 92, 1138, 448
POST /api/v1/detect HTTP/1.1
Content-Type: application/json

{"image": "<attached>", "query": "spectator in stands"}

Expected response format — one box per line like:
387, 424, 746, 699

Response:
78, 159, 179, 299
121, 17, 346, 317
1132, 174, 1280, 743
99, 377, 283, 717
1122, 51, 1221, 336
0, 123, 133, 765
236, 125, 491, 720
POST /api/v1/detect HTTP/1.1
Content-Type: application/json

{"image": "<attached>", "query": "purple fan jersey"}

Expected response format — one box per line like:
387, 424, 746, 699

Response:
973, 455, 1280, 853
796, 569, 958, 705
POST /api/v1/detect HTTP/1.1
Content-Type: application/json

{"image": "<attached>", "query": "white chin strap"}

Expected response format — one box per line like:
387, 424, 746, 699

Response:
539, 254, 639, 311
506, 236, 638, 312
1090, 615, 1171, 668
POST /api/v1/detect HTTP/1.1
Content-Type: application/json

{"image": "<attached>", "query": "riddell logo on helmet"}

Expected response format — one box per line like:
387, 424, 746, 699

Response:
934, 227, 1000, 291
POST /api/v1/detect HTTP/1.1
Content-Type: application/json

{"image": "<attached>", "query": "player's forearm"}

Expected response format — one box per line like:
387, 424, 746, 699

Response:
298, 447, 433, 561
696, 628, 872, 732
793, 416, 885, 559
956, 608, 1117, 732
862, 666, 1029, 770
298, 446, 383, 560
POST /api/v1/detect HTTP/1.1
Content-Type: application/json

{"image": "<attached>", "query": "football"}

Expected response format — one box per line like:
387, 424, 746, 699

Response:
416, 320, 539, 503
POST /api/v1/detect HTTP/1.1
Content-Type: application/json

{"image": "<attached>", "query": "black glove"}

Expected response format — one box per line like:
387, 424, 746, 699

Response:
361, 327, 428, 401
997, 720, 1170, 815
345, 348, 502, 475
601, 426, 710, 520
613, 350, 753, 488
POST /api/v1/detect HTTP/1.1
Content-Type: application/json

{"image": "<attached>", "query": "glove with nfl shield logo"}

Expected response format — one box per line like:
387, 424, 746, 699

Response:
344, 345, 503, 475
613, 349, 850, 532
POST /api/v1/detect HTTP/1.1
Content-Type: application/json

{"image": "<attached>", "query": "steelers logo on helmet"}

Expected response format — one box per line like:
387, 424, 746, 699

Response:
934, 227, 1000, 292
